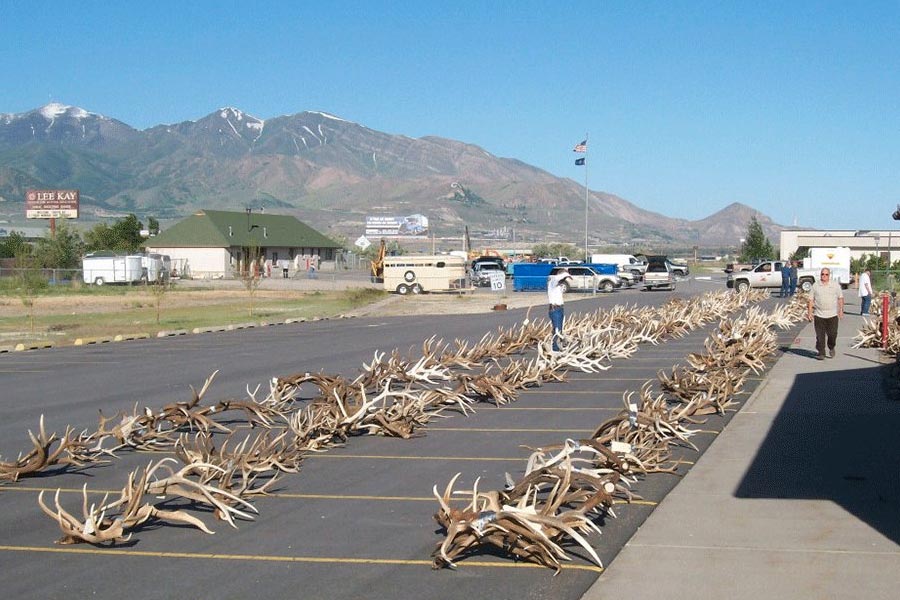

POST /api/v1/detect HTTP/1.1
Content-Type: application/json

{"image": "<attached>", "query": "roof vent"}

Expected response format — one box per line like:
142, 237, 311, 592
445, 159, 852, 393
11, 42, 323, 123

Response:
229, 226, 233, 236
263, 226, 268, 238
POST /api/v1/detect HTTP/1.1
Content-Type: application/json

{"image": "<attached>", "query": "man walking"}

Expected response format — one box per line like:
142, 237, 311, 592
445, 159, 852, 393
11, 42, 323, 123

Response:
807, 268, 844, 360
547, 267, 572, 352
780, 262, 791, 298
858, 267, 873, 315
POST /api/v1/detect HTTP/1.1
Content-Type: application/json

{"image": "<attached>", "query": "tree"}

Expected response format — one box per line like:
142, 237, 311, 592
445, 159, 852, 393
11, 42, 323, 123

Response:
852, 253, 887, 272
789, 246, 809, 262
14, 251, 44, 334
85, 214, 144, 253
238, 240, 262, 317
0, 231, 30, 259
147, 216, 160, 236
532, 243, 583, 261
33, 222, 84, 269
361, 239, 405, 260
739, 217, 775, 262
148, 276, 171, 324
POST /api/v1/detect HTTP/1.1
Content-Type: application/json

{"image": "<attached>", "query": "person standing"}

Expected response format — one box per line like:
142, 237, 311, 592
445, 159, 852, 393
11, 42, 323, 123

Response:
807, 268, 844, 360
858, 267, 873, 315
789, 260, 799, 296
780, 262, 791, 298
547, 267, 572, 352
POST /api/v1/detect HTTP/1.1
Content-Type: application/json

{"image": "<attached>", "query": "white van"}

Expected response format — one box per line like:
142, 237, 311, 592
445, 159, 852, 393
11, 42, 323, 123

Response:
383, 255, 468, 295
590, 254, 647, 276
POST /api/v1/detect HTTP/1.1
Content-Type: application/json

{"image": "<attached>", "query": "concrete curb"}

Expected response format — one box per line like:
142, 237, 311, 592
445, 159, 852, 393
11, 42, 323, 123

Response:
191, 325, 229, 334
74, 336, 115, 346
0, 314, 359, 354
14, 341, 55, 351
157, 329, 188, 337
114, 333, 151, 342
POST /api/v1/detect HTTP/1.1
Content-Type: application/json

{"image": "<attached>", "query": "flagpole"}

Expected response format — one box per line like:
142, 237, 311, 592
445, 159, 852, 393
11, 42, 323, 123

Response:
584, 133, 589, 263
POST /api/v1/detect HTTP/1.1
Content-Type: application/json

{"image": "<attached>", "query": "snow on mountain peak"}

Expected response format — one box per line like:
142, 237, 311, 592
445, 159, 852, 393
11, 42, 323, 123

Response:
219, 107, 243, 121
218, 107, 263, 126
309, 111, 349, 123
40, 103, 91, 120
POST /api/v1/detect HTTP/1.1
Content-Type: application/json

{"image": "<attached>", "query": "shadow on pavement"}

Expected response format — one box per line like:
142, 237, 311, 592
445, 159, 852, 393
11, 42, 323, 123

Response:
735, 360, 900, 544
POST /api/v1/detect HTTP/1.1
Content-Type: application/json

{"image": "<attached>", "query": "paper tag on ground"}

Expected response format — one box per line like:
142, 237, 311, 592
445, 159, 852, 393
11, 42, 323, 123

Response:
611, 441, 632, 454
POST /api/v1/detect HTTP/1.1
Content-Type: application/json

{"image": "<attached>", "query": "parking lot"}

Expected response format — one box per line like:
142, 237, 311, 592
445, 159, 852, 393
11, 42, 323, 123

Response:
0, 280, 780, 600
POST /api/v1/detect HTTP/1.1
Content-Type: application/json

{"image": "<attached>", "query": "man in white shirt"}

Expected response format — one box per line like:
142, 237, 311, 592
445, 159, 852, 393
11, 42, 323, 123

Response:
547, 267, 572, 352
858, 267, 873, 315
808, 268, 844, 359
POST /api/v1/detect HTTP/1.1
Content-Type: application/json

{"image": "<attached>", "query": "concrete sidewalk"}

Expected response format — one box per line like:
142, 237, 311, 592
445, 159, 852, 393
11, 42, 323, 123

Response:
584, 306, 900, 599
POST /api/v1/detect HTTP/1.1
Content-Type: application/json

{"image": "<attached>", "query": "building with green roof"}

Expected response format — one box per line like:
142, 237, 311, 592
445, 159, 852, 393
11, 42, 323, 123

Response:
146, 209, 341, 279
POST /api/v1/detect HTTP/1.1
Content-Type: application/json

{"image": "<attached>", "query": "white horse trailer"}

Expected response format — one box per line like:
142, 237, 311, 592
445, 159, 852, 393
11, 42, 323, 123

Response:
382, 255, 467, 295
82, 254, 145, 286
142, 253, 171, 283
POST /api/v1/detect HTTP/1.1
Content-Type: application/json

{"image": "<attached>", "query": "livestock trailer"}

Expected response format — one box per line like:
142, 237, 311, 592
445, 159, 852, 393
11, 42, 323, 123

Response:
382, 255, 468, 295
82, 253, 145, 286
141, 253, 171, 283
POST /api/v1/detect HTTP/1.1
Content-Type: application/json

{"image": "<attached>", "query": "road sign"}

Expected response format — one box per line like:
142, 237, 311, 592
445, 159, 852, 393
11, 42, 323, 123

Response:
355, 235, 371, 250
489, 271, 506, 291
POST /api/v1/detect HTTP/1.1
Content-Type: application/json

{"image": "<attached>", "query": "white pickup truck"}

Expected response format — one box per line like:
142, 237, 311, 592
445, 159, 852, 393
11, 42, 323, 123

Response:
726, 260, 820, 293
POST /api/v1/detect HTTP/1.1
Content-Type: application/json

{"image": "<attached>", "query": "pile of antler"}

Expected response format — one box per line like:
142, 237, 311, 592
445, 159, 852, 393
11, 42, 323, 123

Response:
432, 294, 806, 572
14, 289, 769, 546
852, 296, 900, 354
38, 458, 257, 544
0, 416, 105, 483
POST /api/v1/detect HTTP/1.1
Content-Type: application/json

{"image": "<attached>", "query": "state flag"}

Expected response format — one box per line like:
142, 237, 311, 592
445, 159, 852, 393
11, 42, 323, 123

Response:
575, 158, 585, 166
573, 140, 587, 153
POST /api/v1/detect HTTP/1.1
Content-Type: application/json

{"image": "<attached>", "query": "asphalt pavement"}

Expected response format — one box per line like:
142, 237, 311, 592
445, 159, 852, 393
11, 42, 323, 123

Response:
5, 280, 894, 599
583, 299, 900, 599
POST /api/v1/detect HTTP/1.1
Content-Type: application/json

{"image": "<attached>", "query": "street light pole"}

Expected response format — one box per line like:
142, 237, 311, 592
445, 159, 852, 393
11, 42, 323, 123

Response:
583, 135, 589, 263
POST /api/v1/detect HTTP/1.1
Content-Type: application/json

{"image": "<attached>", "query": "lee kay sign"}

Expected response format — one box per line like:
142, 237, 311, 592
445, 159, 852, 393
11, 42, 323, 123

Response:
26, 189, 79, 219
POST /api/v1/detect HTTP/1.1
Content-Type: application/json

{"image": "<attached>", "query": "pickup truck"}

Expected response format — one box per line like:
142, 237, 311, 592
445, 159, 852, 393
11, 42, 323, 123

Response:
471, 261, 506, 287
667, 259, 689, 277
726, 260, 819, 293
643, 256, 675, 291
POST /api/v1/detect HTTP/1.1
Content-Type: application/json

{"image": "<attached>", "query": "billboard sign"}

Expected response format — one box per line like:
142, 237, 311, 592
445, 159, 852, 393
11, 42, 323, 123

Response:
365, 214, 429, 237
26, 189, 79, 219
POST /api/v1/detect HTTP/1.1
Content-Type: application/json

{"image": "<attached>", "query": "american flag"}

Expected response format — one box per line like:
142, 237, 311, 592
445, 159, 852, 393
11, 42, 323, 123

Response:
573, 140, 587, 153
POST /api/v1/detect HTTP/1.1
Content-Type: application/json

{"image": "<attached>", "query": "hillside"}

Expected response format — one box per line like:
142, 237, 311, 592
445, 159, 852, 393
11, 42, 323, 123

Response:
0, 103, 787, 246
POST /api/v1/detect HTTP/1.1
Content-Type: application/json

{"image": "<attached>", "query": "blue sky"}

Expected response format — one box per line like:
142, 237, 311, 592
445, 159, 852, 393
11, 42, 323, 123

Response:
3, 1, 898, 231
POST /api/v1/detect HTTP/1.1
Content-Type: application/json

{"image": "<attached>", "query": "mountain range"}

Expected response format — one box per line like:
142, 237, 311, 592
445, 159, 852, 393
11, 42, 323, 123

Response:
0, 103, 786, 247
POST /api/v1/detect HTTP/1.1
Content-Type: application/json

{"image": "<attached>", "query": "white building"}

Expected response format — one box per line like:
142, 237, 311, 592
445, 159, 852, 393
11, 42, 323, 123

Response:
147, 209, 341, 279
780, 229, 900, 265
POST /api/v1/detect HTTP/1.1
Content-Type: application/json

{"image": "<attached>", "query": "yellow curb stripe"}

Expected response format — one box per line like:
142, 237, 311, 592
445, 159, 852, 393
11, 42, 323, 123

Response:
10, 486, 433, 502
518, 390, 630, 394
5, 487, 657, 506
478, 406, 622, 411
311, 454, 523, 462
576, 378, 659, 381
0, 545, 603, 572
428, 427, 593, 433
